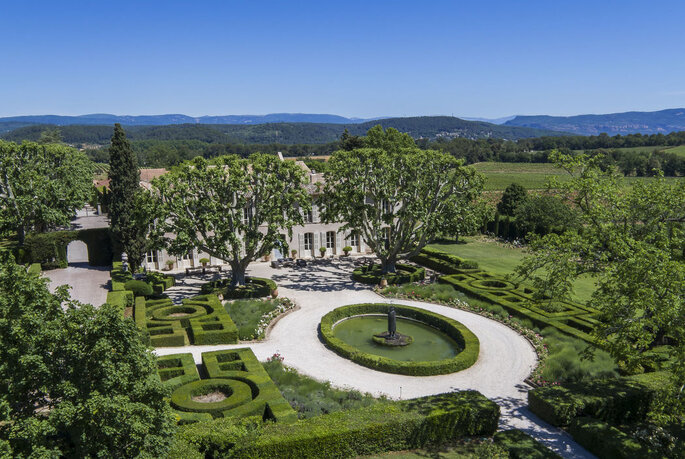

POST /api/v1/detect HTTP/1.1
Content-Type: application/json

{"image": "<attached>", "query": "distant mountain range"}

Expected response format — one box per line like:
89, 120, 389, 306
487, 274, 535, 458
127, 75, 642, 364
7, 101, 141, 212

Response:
0, 116, 562, 145
2, 108, 685, 143
504, 108, 685, 136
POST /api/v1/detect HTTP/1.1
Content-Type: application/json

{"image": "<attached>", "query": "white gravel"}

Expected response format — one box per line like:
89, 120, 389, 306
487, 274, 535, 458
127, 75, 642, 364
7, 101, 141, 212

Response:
156, 259, 595, 459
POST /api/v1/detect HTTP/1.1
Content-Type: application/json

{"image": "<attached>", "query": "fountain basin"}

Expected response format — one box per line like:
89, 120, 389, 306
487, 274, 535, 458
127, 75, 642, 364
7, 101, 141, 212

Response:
320, 304, 480, 376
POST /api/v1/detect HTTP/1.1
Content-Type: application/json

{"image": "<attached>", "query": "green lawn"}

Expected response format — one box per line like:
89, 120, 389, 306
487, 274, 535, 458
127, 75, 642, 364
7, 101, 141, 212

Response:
472, 162, 570, 190
663, 145, 685, 157
224, 298, 281, 340
428, 236, 595, 303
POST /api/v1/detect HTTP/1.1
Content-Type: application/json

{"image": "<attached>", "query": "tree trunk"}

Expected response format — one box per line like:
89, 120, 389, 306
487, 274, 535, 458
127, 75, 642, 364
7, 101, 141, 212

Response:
382, 260, 397, 274
17, 226, 25, 245
231, 264, 247, 286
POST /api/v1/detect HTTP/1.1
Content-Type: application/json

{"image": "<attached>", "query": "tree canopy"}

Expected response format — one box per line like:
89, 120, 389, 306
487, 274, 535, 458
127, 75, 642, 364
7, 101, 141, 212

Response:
320, 126, 484, 272
0, 140, 92, 243
152, 154, 310, 285
497, 182, 528, 216
0, 255, 175, 457
516, 151, 685, 417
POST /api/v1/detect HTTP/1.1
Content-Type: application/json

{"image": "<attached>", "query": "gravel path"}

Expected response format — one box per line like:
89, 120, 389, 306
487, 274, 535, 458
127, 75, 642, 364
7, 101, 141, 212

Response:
156, 259, 594, 458
43, 263, 110, 306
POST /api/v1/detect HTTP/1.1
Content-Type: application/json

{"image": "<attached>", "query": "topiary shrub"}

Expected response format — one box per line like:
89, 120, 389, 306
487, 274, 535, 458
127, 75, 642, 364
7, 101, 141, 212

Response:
494, 429, 561, 458
320, 303, 479, 376
352, 263, 425, 285
125, 279, 154, 297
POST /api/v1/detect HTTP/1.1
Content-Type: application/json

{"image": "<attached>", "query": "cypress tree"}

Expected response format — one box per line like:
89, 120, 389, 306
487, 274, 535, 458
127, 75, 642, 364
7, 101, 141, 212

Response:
108, 124, 143, 270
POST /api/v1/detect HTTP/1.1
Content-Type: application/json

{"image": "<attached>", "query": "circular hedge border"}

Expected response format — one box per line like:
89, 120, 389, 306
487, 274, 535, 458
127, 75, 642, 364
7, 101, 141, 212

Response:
170, 378, 253, 415
200, 276, 277, 299
320, 303, 479, 376
352, 263, 425, 285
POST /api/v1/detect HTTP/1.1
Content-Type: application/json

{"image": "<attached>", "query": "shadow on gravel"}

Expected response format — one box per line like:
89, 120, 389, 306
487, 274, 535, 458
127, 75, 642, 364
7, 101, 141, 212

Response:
270, 259, 369, 292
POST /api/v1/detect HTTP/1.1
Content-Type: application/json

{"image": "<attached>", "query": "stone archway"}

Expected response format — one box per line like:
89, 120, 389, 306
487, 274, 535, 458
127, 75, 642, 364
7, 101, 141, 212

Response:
66, 240, 89, 264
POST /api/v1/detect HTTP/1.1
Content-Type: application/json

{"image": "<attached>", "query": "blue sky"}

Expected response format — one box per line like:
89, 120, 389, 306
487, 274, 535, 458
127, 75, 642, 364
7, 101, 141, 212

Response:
2, 0, 684, 118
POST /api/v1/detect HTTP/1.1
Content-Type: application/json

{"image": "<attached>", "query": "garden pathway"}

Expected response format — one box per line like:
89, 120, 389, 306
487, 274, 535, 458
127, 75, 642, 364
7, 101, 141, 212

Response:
156, 259, 594, 459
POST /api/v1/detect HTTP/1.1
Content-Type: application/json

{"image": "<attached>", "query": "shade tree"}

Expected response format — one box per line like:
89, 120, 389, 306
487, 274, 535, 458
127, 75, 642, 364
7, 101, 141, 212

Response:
152, 154, 310, 285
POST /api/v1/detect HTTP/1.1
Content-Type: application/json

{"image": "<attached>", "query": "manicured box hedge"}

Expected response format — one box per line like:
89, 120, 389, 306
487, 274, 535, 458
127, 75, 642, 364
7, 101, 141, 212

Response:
410, 247, 479, 274
352, 263, 425, 285
320, 303, 479, 376
173, 390, 499, 458
201, 276, 277, 299
21, 228, 114, 269
528, 377, 659, 427
135, 294, 238, 347
160, 348, 297, 425
568, 417, 661, 459
438, 270, 598, 343
493, 429, 561, 458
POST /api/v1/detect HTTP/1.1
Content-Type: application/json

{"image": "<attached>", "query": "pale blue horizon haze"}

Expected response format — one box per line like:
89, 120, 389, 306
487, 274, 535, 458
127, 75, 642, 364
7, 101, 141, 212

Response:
2, 0, 684, 119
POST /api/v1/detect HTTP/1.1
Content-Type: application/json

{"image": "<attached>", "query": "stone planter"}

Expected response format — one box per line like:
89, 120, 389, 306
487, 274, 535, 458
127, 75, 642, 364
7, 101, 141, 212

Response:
271, 288, 279, 298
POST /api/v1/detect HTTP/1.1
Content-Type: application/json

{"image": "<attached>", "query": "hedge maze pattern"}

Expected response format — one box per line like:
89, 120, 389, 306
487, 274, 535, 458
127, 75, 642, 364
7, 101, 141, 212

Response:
135, 294, 238, 346
411, 247, 599, 342
438, 270, 600, 342
158, 348, 297, 424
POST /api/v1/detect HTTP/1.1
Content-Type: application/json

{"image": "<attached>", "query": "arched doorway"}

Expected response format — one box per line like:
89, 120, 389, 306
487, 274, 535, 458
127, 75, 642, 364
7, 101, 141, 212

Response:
66, 240, 89, 264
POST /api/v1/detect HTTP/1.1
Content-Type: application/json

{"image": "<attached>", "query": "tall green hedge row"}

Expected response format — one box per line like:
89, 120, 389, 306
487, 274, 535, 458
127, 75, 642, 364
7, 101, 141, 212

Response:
527, 375, 663, 427
568, 417, 663, 459
19, 228, 113, 269
352, 263, 425, 285
409, 247, 479, 274
171, 390, 499, 458
320, 303, 479, 376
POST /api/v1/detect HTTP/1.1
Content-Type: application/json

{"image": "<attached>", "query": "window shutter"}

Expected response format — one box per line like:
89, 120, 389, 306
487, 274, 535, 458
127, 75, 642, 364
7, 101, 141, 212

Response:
312, 204, 319, 223
313, 232, 320, 252
360, 235, 366, 253
336, 231, 342, 254
298, 233, 304, 257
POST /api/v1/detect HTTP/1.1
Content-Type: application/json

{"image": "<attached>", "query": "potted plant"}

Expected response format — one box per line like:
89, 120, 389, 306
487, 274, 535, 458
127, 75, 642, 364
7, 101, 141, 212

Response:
342, 246, 352, 256
164, 260, 174, 271
291, 249, 297, 259
271, 288, 278, 298
319, 247, 327, 258
379, 275, 388, 288
199, 257, 210, 267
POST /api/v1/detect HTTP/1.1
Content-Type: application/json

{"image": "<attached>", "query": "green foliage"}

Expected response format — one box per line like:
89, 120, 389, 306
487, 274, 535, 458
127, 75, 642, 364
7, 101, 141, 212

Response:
124, 279, 154, 297
410, 246, 479, 274
437, 267, 599, 343
528, 374, 666, 427
263, 358, 381, 419
568, 417, 662, 459
20, 228, 114, 269
0, 140, 92, 243
202, 276, 277, 299
0, 255, 175, 458
497, 182, 528, 216
26, 263, 41, 275
175, 391, 499, 458
538, 327, 617, 384
516, 152, 685, 407
152, 154, 310, 285
134, 294, 238, 347
514, 194, 578, 238
160, 348, 297, 425
352, 263, 425, 285
320, 127, 484, 271
493, 429, 561, 458
108, 123, 146, 270
320, 303, 479, 376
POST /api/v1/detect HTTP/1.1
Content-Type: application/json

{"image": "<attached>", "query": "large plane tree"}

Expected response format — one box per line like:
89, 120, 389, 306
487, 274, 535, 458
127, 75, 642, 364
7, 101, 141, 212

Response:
0, 141, 92, 244
320, 126, 484, 273
152, 154, 310, 285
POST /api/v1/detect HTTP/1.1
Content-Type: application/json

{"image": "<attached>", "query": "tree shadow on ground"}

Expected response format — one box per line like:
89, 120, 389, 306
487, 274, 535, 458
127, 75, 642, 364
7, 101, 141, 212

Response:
269, 259, 371, 292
